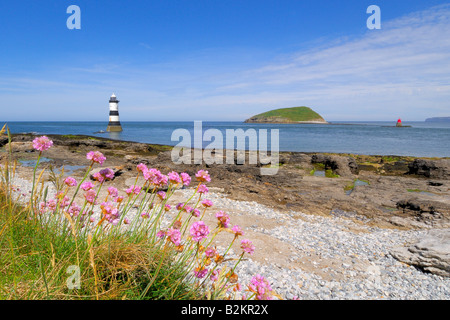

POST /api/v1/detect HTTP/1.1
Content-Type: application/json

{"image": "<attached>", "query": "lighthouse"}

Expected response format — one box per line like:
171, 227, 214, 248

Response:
106, 93, 123, 132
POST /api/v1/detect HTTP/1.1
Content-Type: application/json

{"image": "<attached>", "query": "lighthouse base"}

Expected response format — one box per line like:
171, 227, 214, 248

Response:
107, 125, 123, 132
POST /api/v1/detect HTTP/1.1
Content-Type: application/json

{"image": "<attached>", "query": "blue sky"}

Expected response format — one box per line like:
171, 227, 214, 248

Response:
1, 0, 449, 121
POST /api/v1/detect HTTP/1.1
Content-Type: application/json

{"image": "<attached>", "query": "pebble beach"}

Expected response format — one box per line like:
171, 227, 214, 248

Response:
195, 190, 450, 300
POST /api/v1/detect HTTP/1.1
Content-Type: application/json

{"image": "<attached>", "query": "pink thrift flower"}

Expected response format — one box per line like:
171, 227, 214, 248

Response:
168, 171, 181, 184
240, 239, 255, 255
32, 136, 53, 152
39, 201, 46, 214
194, 266, 208, 279
84, 189, 97, 204
144, 168, 168, 187
167, 228, 181, 246
123, 218, 130, 225
197, 184, 209, 194
92, 168, 114, 183
204, 247, 217, 258
164, 204, 171, 211
86, 151, 106, 165
80, 181, 94, 191
101, 202, 120, 224
100, 168, 115, 180
126, 185, 141, 196
180, 172, 191, 186
210, 269, 220, 282
156, 191, 166, 200
46, 199, 57, 211
92, 172, 105, 183
59, 195, 70, 209
176, 203, 184, 211
157, 230, 166, 239
249, 274, 273, 300
64, 176, 77, 187
143, 168, 159, 182
215, 211, 230, 228
68, 203, 81, 217
232, 225, 244, 237
107, 186, 119, 198
136, 163, 148, 173
195, 170, 211, 183
201, 199, 213, 208
141, 212, 150, 219
191, 208, 201, 218
156, 173, 168, 187
190, 221, 210, 242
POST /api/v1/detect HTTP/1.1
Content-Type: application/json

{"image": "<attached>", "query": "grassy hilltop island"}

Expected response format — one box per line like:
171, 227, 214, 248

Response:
244, 106, 328, 124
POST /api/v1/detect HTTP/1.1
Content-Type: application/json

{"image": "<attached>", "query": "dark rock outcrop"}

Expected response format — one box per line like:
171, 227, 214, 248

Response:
396, 199, 438, 215
0, 136, 8, 148
311, 154, 359, 177
408, 159, 450, 179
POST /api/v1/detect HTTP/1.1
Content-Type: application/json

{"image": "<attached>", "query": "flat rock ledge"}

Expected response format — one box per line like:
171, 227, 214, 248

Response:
390, 229, 450, 277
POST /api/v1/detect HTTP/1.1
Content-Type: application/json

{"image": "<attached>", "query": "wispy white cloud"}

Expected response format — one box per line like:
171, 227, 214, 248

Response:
201, 4, 450, 120
138, 42, 152, 50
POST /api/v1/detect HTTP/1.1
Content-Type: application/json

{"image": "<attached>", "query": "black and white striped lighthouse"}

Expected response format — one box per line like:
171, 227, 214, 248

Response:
106, 93, 123, 132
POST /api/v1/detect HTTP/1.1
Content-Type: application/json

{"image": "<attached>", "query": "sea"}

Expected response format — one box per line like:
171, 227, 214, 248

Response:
3, 121, 450, 158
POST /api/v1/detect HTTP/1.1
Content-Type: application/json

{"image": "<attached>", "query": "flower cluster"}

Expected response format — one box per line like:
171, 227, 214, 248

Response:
93, 168, 115, 183
24, 138, 278, 300
195, 170, 211, 182
136, 164, 171, 188
190, 221, 210, 242
100, 202, 120, 225
166, 228, 182, 246
64, 176, 77, 187
240, 239, 255, 255
86, 151, 106, 165
216, 211, 230, 228
32, 136, 53, 152
126, 185, 141, 196
248, 274, 274, 300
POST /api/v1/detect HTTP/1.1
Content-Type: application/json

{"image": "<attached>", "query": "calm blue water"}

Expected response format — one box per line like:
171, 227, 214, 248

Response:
4, 121, 450, 157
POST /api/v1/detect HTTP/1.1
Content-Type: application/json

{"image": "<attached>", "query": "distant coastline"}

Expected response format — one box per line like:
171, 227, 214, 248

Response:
425, 117, 450, 122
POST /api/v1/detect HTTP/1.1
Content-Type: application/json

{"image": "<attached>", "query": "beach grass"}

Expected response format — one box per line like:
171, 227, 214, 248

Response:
0, 164, 198, 300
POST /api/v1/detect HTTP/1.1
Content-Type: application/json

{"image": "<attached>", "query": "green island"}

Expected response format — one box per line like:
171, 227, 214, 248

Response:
244, 106, 328, 124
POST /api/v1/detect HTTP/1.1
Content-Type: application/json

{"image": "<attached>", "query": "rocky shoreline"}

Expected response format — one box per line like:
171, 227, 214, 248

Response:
2, 133, 449, 299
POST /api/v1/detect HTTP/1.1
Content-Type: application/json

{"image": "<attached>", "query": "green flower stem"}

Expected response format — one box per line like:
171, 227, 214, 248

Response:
30, 151, 42, 216
67, 163, 94, 210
